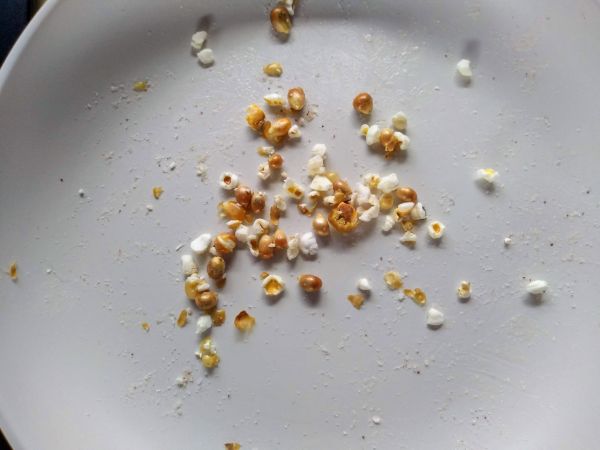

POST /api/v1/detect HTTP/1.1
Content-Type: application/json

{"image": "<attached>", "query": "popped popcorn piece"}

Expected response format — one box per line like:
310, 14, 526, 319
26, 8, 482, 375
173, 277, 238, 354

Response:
287, 233, 300, 260
191, 31, 207, 50
400, 230, 417, 244
247, 235, 260, 257
358, 195, 380, 222
476, 168, 499, 185
410, 202, 427, 220
362, 173, 380, 189
307, 155, 325, 177
357, 278, 372, 292
395, 201, 415, 218
372, 415, 382, 425
288, 124, 302, 139
394, 131, 410, 150
456, 59, 472, 79
252, 218, 270, 236
504, 236, 512, 246
526, 279, 548, 295
426, 307, 444, 328
377, 173, 400, 193
257, 162, 272, 180
427, 221, 445, 239
181, 254, 198, 276
219, 172, 239, 190
354, 183, 371, 207
264, 93, 285, 107
312, 144, 327, 157
262, 274, 285, 296
323, 195, 336, 207
360, 123, 370, 136
457, 281, 471, 300
283, 178, 305, 200
234, 224, 250, 243
195, 315, 212, 334
258, 145, 275, 156
310, 175, 333, 193
299, 232, 318, 256
381, 214, 396, 232
391, 111, 407, 131
198, 48, 214, 66
190, 233, 212, 255
274, 194, 287, 211
366, 125, 381, 146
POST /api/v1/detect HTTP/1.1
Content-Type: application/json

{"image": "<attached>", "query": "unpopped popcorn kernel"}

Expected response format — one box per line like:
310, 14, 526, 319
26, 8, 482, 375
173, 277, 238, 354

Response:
427, 221, 445, 240
219, 172, 239, 190
456, 59, 472, 79
263, 62, 283, 77
426, 307, 444, 328
526, 279, 548, 295
353, 92, 373, 115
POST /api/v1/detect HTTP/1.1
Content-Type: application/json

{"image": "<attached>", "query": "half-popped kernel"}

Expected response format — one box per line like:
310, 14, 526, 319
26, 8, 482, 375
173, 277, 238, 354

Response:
263, 62, 283, 77
262, 274, 285, 296
427, 221, 445, 240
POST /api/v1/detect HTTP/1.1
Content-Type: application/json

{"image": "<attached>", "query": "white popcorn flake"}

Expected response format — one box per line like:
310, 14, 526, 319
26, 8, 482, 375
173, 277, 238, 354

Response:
247, 235, 260, 257
257, 162, 272, 180
264, 93, 285, 107
504, 236, 512, 246
274, 194, 287, 211
312, 144, 327, 157
252, 218, 270, 236
371, 415, 382, 425
287, 233, 300, 260
396, 201, 415, 216
190, 233, 212, 255
354, 183, 371, 207
391, 111, 407, 131
357, 278, 372, 292
394, 131, 410, 150
427, 221, 445, 239
168, 161, 177, 171
181, 254, 198, 276
78, 188, 85, 197
219, 172, 239, 190
360, 123, 370, 136
457, 281, 471, 300
476, 168, 499, 185
427, 307, 445, 328
299, 232, 318, 256
234, 224, 250, 243
526, 279, 548, 295
191, 31, 207, 50
399, 230, 417, 244
410, 202, 427, 221
323, 195, 336, 207
197, 48, 214, 66
307, 155, 325, 177
288, 124, 302, 139
195, 315, 213, 335
366, 125, 381, 146
310, 175, 333, 193
381, 214, 396, 232
377, 173, 400, 193
456, 59, 472, 79
358, 195, 380, 222
283, 178, 305, 200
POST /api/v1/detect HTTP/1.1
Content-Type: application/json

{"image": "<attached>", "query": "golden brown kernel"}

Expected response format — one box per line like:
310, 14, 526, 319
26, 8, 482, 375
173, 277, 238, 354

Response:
352, 92, 373, 115
312, 213, 330, 236
250, 191, 266, 214
332, 179, 352, 195
227, 220, 242, 230
219, 200, 246, 221
328, 202, 359, 233
379, 127, 399, 153
287, 87, 306, 111
263, 62, 283, 77
185, 274, 207, 299
152, 186, 164, 199
324, 171, 340, 183
201, 353, 220, 369
347, 293, 365, 309
234, 185, 253, 209
177, 309, 188, 327
195, 290, 218, 311
384, 271, 403, 290
9, 262, 17, 281
264, 117, 292, 144
259, 271, 270, 280
234, 310, 256, 331
207, 256, 226, 280
225, 444, 241, 450
269, 204, 281, 225
246, 104, 266, 131
211, 309, 226, 326
414, 288, 427, 305
133, 80, 149, 92
270, 5, 292, 34
298, 274, 323, 293
141, 322, 150, 332
396, 187, 418, 203
213, 232, 237, 255
273, 228, 288, 249
268, 153, 284, 170
379, 193, 395, 210
258, 234, 274, 259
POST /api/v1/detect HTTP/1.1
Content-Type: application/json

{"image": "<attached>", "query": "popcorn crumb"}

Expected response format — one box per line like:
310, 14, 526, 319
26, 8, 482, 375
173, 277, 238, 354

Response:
475, 168, 498, 185
457, 281, 471, 300
504, 236, 512, 246
426, 307, 444, 328
391, 111, 407, 131
526, 279, 548, 295
347, 293, 365, 309
145, 204, 154, 212
234, 310, 256, 331
287, 233, 300, 260
141, 322, 150, 332
152, 186, 163, 199
427, 221, 445, 240
257, 162, 272, 180
456, 59, 472, 79
360, 124, 369, 136
299, 232, 318, 256
357, 278, 372, 292
176, 309, 188, 327
195, 315, 212, 334
190, 233, 212, 255
400, 230, 417, 244
175, 370, 193, 387
133, 80, 149, 92
310, 175, 333, 193
312, 144, 327, 157
264, 93, 285, 107
371, 415, 382, 425
78, 188, 85, 197
168, 161, 177, 171
191, 31, 207, 50
384, 271, 403, 290
381, 215, 395, 232
198, 48, 214, 66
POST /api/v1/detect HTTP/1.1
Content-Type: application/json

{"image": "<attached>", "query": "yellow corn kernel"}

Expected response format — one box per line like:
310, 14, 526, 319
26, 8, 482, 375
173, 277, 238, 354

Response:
263, 62, 283, 77
211, 309, 226, 326
9, 262, 17, 281
352, 92, 373, 115
176, 309, 188, 327
384, 271, 403, 290
288, 87, 306, 111
234, 310, 256, 331
270, 5, 292, 34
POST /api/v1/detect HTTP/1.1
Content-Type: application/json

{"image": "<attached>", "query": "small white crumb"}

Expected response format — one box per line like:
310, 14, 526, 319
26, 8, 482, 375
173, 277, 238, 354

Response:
307, 155, 325, 177
475, 168, 499, 185
366, 125, 381, 146
426, 307, 444, 328
197, 48, 214, 66
181, 254, 197, 276
504, 236, 512, 246
168, 161, 177, 171
219, 172, 239, 190
377, 173, 400, 193
195, 315, 212, 334
288, 124, 302, 139
78, 188, 85, 197
311, 144, 327, 157
257, 162, 272, 180
175, 370, 193, 387
191, 31, 207, 50
391, 111, 407, 131
357, 278, 372, 292
46, 268, 52, 274
234, 224, 250, 243
190, 233, 212, 255
359, 124, 370, 136
287, 233, 300, 260
145, 204, 154, 212
526, 279, 548, 295
264, 93, 285, 107
456, 59, 472, 79
371, 415, 381, 425
427, 221, 445, 240
310, 175, 333, 193
457, 281, 471, 300
273, 194, 287, 211
299, 232, 318, 256
399, 230, 417, 244
381, 214, 396, 232
394, 131, 410, 150
410, 202, 427, 221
